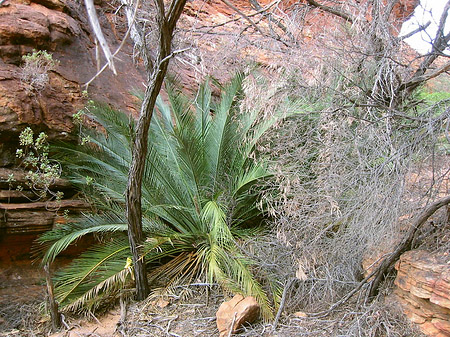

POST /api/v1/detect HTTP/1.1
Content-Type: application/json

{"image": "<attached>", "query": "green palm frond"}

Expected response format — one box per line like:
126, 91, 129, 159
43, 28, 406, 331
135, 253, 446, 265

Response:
202, 200, 233, 245
220, 254, 273, 320
208, 75, 244, 186
41, 73, 280, 316
38, 221, 128, 264
64, 268, 130, 313
53, 236, 130, 310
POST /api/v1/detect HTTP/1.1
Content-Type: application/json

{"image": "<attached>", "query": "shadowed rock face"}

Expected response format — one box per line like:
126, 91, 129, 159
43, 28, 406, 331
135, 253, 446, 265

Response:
0, 1, 146, 264
0, 0, 144, 166
0, 167, 91, 265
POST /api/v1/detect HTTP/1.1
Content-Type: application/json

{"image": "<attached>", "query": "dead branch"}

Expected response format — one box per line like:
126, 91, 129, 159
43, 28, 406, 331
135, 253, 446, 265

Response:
305, 0, 354, 23
84, 0, 140, 88
197, 0, 280, 31
306, 267, 379, 318
249, 0, 295, 41
368, 194, 450, 297
397, 0, 450, 97
123, 0, 187, 301
303, 196, 450, 317
44, 263, 61, 331
272, 277, 296, 331
397, 60, 450, 93
399, 20, 431, 41
83, 0, 140, 89
84, 0, 117, 75
220, 0, 266, 36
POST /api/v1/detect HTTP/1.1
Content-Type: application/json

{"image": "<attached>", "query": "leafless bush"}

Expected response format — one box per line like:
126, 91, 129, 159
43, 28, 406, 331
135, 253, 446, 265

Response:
231, 34, 449, 320
213, 1, 450, 320
236, 298, 423, 336
259, 95, 448, 303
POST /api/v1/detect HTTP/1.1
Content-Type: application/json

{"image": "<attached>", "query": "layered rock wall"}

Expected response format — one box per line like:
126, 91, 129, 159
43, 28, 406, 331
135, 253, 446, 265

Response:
0, 0, 146, 264
394, 250, 450, 337
0, 167, 89, 264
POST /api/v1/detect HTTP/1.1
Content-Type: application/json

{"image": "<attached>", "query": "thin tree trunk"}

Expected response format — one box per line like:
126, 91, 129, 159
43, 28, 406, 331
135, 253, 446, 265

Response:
44, 263, 61, 331
125, 0, 187, 301
126, 67, 170, 300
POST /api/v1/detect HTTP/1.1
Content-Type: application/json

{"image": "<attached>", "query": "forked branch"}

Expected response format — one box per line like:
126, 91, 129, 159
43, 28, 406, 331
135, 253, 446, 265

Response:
84, 0, 117, 75
307, 195, 450, 317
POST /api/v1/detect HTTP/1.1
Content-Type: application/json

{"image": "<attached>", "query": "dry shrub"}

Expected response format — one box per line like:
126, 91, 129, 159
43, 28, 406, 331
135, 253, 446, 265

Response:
264, 100, 447, 297
233, 26, 449, 333
235, 299, 423, 337
20, 50, 59, 93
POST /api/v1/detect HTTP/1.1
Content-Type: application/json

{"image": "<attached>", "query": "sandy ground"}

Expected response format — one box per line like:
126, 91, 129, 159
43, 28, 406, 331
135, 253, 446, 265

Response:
0, 264, 424, 337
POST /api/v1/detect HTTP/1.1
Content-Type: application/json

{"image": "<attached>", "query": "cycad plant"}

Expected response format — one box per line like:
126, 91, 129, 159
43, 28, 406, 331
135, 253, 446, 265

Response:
36, 74, 278, 317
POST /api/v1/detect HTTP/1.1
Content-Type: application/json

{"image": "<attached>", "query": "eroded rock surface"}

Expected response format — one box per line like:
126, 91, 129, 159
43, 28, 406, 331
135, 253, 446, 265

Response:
0, 0, 144, 166
394, 250, 450, 337
0, 1, 144, 265
0, 167, 90, 264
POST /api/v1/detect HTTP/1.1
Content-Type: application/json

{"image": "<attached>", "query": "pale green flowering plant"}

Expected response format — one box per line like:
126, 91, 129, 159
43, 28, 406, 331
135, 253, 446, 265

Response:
15, 127, 63, 201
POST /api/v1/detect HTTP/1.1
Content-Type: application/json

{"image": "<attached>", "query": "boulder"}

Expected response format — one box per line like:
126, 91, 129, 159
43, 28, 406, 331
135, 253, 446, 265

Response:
216, 294, 260, 337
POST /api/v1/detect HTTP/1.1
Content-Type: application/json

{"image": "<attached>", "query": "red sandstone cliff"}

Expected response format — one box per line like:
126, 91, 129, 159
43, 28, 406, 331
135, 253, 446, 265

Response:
0, 0, 147, 167
0, 0, 418, 161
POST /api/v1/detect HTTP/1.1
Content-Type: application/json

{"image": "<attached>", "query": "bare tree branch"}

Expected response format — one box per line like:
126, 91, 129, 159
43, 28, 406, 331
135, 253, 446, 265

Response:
84, 0, 140, 89
196, 0, 280, 31
399, 20, 431, 41
399, 61, 450, 91
220, 0, 266, 36
305, 0, 354, 23
84, 0, 117, 75
249, 0, 295, 41
397, 0, 450, 96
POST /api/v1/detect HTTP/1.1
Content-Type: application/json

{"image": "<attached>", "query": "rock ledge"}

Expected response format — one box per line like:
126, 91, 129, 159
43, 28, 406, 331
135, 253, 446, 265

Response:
394, 250, 450, 337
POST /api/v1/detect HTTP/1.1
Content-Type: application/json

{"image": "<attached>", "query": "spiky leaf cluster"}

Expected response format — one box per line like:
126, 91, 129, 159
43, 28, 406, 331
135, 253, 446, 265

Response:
37, 74, 278, 318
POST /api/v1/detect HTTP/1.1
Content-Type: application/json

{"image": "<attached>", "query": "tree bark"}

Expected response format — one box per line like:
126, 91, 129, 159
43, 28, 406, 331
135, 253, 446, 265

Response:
125, 0, 187, 301
44, 263, 61, 331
